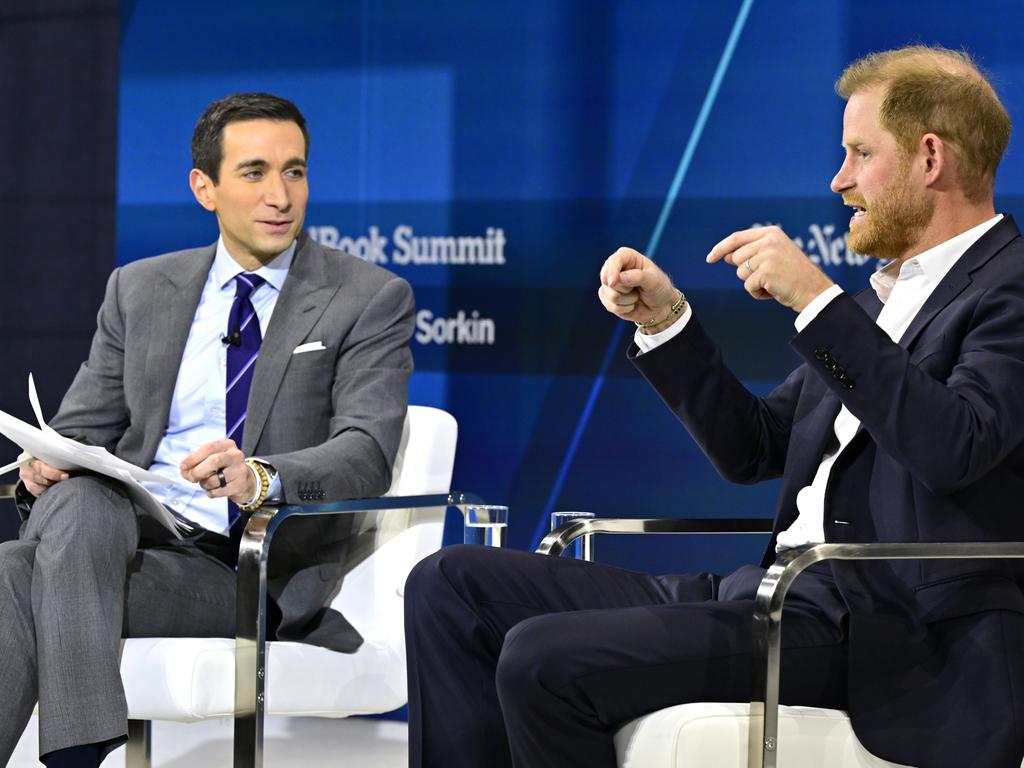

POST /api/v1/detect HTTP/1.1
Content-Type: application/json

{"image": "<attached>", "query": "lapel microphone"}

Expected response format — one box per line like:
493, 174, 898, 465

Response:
221, 329, 242, 346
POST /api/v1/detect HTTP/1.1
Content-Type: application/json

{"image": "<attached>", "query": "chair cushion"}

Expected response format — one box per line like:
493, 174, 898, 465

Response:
122, 637, 407, 722
614, 702, 913, 768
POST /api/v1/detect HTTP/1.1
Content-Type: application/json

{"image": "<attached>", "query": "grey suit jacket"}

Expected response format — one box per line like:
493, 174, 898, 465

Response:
38, 234, 415, 651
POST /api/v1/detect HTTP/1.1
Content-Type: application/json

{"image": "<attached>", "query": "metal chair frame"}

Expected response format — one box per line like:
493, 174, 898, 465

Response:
223, 492, 485, 768
537, 517, 1024, 768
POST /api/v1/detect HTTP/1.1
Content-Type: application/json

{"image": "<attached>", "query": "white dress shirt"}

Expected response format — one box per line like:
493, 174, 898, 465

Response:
635, 215, 1002, 548
144, 238, 295, 533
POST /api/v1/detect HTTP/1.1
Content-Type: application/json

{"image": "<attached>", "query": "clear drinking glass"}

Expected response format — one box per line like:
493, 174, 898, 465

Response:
463, 504, 508, 547
550, 510, 595, 560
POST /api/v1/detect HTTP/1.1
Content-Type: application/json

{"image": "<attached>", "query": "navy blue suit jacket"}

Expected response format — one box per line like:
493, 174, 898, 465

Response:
633, 215, 1024, 767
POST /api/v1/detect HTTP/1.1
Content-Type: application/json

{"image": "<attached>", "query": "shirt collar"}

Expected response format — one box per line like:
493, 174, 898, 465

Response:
212, 236, 296, 293
868, 214, 1003, 302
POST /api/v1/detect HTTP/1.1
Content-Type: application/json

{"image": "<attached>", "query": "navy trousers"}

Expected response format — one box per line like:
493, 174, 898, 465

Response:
405, 545, 849, 768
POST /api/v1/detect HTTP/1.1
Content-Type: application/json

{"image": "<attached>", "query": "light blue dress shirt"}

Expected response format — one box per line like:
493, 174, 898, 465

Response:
144, 237, 294, 533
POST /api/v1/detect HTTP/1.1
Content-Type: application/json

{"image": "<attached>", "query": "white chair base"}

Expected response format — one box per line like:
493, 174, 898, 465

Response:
122, 637, 407, 721
615, 702, 913, 768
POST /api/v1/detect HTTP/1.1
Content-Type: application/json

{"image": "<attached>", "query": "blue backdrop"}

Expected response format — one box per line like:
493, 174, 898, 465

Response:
117, 0, 1024, 575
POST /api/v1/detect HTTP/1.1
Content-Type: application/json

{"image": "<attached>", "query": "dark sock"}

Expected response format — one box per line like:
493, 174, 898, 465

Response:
41, 743, 101, 768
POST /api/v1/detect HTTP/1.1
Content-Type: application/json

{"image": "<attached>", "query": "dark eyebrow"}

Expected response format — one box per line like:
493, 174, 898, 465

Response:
234, 158, 268, 172
232, 157, 307, 172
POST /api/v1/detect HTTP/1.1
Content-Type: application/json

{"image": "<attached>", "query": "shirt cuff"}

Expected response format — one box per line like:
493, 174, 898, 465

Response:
633, 303, 693, 354
266, 473, 282, 503
794, 284, 844, 333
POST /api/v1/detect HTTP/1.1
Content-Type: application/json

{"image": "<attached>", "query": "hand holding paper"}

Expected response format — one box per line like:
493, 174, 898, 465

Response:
0, 375, 190, 536
17, 453, 70, 497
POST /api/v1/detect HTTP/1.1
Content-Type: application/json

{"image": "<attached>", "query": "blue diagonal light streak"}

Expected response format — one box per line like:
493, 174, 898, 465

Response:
529, 0, 756, 551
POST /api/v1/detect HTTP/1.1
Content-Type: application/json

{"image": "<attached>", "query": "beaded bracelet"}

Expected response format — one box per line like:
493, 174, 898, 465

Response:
239, 458, 271, 512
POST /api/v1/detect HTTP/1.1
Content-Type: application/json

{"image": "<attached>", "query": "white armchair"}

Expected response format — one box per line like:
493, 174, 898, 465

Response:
118, 405, 477, 767
537, 517, 1024, 768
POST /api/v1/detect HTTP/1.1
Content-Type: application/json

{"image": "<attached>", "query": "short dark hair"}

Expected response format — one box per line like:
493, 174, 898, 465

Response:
191, 93, 309, 183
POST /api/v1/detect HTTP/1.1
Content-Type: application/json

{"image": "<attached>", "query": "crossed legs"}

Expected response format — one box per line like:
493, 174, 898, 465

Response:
0, 476, 236, 764
0, 476, 139, 761
405, 545, 847, 768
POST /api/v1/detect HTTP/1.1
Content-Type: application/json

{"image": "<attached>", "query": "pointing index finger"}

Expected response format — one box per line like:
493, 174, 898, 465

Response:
706, 227, 768, 264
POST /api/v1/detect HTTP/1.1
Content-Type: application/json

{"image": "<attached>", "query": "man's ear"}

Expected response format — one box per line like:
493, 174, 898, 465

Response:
189, 168, 217, 212
920, 133, 948, 189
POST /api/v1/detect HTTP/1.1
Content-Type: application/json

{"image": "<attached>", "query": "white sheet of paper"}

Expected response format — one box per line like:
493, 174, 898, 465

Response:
0, 375, 192, 536
27, 373, 58, 435
0, 455, 31, 477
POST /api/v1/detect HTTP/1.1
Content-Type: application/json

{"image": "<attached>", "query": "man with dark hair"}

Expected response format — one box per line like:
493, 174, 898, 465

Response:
0, 92, 414, 766
190, 92, 310, 183
406, 45, 1024, 768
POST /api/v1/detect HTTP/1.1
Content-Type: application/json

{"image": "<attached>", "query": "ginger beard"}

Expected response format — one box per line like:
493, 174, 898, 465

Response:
847, 155, 934, 261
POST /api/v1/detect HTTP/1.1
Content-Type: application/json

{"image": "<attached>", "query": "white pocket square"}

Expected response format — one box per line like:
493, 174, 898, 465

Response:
292, 341, 327, 355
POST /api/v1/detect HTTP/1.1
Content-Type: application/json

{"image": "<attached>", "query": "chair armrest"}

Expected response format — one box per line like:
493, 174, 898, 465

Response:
535, 517, 773, 557
751, 541, 1024, 768
232, 491, 483, 767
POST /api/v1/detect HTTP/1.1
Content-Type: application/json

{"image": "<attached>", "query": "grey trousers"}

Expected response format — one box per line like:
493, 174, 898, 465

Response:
0, 476, 236, 763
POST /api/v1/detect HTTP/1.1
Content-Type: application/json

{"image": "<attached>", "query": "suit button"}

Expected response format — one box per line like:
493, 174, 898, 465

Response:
832, 366, 846, 379
814, 347, 829, 361
317, 490, 325, 500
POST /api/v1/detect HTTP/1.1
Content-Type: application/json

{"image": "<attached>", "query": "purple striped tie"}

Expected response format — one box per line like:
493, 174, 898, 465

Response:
226, 272, 266, 529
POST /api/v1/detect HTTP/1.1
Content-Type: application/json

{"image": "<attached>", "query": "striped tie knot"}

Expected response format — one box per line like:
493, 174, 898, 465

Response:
234, 271, 266, 297
227, 273, 266, 338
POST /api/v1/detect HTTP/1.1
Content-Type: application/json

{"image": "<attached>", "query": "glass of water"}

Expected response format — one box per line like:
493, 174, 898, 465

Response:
550, 510, 595, 560
463, 504, 508, 547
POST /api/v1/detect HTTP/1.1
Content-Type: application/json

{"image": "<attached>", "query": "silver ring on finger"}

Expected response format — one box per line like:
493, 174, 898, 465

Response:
217, 469, 228, 489
744, 260, 755, 274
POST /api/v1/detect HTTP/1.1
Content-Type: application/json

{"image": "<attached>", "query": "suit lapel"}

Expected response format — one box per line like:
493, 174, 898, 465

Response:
244, 239, 341, 454
842, 217, 1019, 449
141, 245, 215, 461
897, 268, 971, 351
898, 215, 1019, 351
